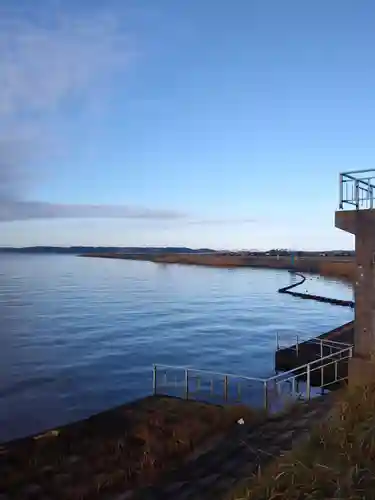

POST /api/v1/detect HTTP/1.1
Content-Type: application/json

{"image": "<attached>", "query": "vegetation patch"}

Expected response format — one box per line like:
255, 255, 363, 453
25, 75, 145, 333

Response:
0, 395, 258, 499
231, 384, 375, 500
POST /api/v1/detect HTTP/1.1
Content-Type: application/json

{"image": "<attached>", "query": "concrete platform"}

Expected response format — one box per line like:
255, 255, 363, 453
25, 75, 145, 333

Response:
335, 208, 375, 235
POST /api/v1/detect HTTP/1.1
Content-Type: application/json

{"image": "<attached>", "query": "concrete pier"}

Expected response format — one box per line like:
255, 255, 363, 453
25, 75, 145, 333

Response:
336, 170, 375, 386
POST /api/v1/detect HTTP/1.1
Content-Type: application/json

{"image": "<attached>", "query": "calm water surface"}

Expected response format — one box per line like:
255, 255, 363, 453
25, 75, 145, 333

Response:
0, 254, 353, 441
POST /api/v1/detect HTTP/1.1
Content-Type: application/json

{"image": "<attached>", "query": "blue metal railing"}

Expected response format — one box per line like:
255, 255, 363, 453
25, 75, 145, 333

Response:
339, 169, 375, 210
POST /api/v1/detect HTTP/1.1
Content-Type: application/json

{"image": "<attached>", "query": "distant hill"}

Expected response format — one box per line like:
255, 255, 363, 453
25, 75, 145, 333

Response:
0, 246, 216, 255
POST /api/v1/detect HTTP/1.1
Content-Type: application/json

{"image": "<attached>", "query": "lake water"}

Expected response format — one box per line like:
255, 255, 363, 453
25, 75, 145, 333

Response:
0, 254, 353, 442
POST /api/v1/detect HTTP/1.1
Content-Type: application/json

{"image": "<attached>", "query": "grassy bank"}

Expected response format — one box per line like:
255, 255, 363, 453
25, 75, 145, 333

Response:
152, 254, 355, 282
231, 384, 375, 500
0, 396, 259, 499
82, 252, 356, 282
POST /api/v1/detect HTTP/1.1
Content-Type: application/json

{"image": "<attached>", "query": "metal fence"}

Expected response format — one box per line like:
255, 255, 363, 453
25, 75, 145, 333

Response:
339, 169, 375, 210
153, 345, 353, 414
152, 365, 266, 409
269, 345, 353, 411
276, 332, 352, 358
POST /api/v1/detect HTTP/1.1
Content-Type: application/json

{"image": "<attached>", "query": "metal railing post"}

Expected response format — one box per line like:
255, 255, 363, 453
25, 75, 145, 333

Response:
296, 335, 299, 356
276, 332, 279, 350
263, 380, 268, 413
306, 363, 311, 400
320, 339, 324, 393
366, 178, 372, 208
153, 365, 157, 395
153, 347, 355, 412
339, 173, 343, 209
345, 178, 347, 205
185, 369, 189, 400
355, 179, 360, 209
352, 180, 356, 204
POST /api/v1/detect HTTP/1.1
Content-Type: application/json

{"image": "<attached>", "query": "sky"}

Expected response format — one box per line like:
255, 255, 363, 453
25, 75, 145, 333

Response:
1, 0, 374, 250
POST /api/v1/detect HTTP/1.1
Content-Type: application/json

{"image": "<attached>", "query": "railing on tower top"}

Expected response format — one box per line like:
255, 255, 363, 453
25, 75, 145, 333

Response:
339, 169, 375, 210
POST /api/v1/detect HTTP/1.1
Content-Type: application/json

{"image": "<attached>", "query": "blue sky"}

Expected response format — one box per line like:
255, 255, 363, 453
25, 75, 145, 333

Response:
1, 0, 374, 249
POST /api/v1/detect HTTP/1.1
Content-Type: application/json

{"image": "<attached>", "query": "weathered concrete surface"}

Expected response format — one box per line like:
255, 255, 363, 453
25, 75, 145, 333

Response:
336, 208, 375, 385
349, 357, 375, 387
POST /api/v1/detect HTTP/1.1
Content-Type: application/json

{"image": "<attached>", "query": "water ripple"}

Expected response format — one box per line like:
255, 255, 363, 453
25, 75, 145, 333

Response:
0, 254, 353, 441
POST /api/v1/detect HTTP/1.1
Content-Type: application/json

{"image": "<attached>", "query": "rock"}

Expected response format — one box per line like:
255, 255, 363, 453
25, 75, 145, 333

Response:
33, 430, 59, 440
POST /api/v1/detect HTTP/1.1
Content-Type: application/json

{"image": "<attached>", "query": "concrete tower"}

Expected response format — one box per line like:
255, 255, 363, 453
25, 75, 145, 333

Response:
335, 169, 375, 385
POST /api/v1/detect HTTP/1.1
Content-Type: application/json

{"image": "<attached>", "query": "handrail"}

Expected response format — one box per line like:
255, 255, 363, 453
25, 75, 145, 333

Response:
276, 333, 352, 353
153, 363, 266, 383
153, 344, 353, 413
311, 338, 352, 346
268, 345, 353, 382
341, 168, 375, 176
339, 169, 375, 210
342, 174, 375, 188
154, 345, 353, 386
306, 338, 352, 348
272, 349, 352, 400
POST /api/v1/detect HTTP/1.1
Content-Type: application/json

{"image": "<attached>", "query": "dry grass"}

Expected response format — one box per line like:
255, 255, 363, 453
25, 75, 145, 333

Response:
301, 260, 355, 282
83, 253, 356, 283
0, 396, 259, 499
152, 254, 356, 283
231, 384, 375, 500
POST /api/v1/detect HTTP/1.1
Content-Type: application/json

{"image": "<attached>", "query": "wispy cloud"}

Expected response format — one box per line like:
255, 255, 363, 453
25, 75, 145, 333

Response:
0, 5, 134, 117
0, 1, 135, 216
186, 218, 257, 225
0, 4, 256, 229
0, 201, 185, 222
0, 199, 258, 225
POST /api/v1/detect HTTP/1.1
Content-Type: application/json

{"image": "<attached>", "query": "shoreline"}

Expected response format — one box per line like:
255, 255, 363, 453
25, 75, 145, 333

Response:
82, 252, 355, 283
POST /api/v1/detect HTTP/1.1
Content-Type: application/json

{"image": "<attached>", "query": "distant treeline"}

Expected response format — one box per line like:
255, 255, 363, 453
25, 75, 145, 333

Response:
0, 246, 216, 255
218, 249, 354, 257
0, 246, 354, 257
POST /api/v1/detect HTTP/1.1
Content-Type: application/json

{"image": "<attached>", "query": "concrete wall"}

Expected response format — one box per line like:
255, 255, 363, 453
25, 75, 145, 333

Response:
335, 209, 375, 360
